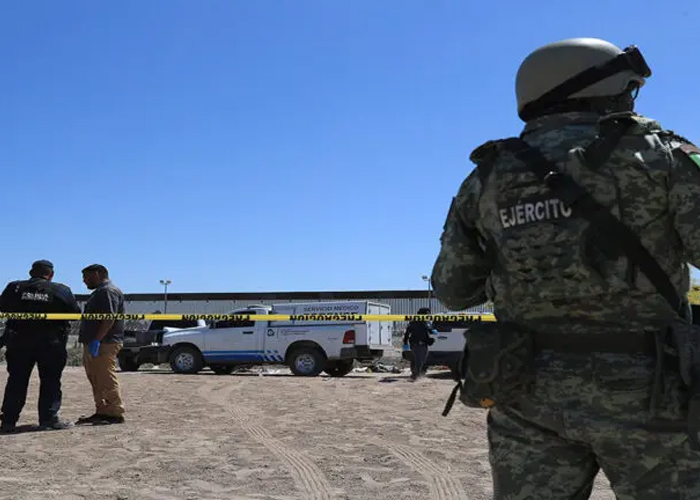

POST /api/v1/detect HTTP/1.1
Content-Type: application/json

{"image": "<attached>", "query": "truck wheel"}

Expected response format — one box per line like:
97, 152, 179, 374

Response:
118, 354, 140, 372
169, 346, 203, 374
210, 364, 234, 375
324, 360, 354, 377
288, 347, 325, 377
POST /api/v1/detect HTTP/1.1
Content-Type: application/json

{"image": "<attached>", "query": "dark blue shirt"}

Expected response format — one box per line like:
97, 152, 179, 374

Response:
0, 277, 81, 344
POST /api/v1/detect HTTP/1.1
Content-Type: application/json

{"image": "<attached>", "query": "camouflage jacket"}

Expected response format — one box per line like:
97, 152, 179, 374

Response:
430, 111, 700, 332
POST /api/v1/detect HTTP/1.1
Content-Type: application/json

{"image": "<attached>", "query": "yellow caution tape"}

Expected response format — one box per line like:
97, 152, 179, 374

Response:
0, 312, 497, 322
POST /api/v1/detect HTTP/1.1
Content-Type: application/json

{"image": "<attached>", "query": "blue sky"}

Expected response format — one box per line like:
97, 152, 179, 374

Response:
1, 0, 699, 294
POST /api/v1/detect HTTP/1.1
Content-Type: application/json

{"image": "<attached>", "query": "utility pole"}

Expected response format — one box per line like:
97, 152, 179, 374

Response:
159, 279, 171, 314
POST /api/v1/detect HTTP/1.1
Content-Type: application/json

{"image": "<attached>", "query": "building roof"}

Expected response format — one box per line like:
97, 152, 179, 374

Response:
74, 289, 439, 302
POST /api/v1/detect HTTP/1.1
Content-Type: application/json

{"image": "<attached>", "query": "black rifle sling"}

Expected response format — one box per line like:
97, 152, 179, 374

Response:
505, 133, 683, 316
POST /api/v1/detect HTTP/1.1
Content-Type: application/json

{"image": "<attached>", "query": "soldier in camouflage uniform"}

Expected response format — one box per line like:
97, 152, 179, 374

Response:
431, 38, 700, 499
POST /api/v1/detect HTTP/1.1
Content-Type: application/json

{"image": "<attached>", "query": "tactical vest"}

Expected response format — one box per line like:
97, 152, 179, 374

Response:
4, 278, 72, 342
469, 112, 690, 327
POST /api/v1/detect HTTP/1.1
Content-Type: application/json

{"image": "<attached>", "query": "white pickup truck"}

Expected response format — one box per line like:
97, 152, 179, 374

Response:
140, 300, 394, 377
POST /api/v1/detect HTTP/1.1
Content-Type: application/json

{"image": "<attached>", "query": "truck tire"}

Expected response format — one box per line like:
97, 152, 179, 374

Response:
323, 360, 354, 377
288, 346, 325, 377
169, 345, 204, 374
118, 353, 140, 372
210, 364, 234, 375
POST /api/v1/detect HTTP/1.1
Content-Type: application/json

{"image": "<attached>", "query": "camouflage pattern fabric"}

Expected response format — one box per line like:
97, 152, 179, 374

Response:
431, 111, 700, 498
489, 351, 696, 499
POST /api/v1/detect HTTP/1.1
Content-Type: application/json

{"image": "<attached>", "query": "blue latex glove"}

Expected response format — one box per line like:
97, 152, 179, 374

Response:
431, 329, 438, 335
88, 339, 100, 357
402, 343, 410, 352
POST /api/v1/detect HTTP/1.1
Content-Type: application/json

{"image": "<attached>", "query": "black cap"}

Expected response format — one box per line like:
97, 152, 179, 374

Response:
31, 260, 54, 270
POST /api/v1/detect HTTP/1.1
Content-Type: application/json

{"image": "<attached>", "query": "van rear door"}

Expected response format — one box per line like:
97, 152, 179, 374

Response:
365, 302, 392, 348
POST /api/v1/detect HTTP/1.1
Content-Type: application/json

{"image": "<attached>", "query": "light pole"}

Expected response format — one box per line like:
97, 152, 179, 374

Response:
421, 275, 431, 303
159, 279, 171, 314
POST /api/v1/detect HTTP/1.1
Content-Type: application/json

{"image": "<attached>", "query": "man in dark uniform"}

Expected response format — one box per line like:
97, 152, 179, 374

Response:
0, 260, 81, 432
402, 307, 436, 380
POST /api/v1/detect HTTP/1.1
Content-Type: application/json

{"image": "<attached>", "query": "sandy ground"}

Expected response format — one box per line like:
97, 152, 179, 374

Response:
0, 363, 617, 500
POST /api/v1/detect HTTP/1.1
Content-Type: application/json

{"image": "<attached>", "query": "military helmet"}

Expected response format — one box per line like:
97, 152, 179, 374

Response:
516, 38, 651, 120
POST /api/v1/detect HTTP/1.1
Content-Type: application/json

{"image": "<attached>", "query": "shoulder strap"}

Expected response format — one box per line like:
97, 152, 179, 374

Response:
581, 116, 637, 170
505, 122, 684, 317
469, 139, 502, 187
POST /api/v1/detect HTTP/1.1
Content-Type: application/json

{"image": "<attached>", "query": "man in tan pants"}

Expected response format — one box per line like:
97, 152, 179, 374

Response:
75, 264, 126, 425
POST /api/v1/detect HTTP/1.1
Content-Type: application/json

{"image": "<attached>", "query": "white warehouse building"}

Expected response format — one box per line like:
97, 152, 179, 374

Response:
74, 289, 493, 317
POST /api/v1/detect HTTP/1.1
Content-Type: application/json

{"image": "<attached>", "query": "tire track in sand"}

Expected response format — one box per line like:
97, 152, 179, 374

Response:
199, 379, 334, 500
379, 441, 467, 500
303, 381, 467, 500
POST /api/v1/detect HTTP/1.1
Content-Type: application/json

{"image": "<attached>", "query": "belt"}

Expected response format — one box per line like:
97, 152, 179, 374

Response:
533, 331, 657, 355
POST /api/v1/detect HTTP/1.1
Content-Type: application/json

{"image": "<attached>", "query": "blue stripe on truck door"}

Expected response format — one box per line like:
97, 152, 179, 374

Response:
203, 350, 284, 362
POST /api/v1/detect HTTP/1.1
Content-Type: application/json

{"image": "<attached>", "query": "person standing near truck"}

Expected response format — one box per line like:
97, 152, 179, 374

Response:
402, 307, 436, 380
0, 259, 81, 432
75, 264, 126, 425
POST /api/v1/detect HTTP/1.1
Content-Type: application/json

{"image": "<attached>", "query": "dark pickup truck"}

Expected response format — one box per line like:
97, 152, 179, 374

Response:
118, 318, 203, 371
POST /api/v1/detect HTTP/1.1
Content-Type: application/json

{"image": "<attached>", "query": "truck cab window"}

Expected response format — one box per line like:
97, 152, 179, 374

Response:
213, 317, 254, 329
